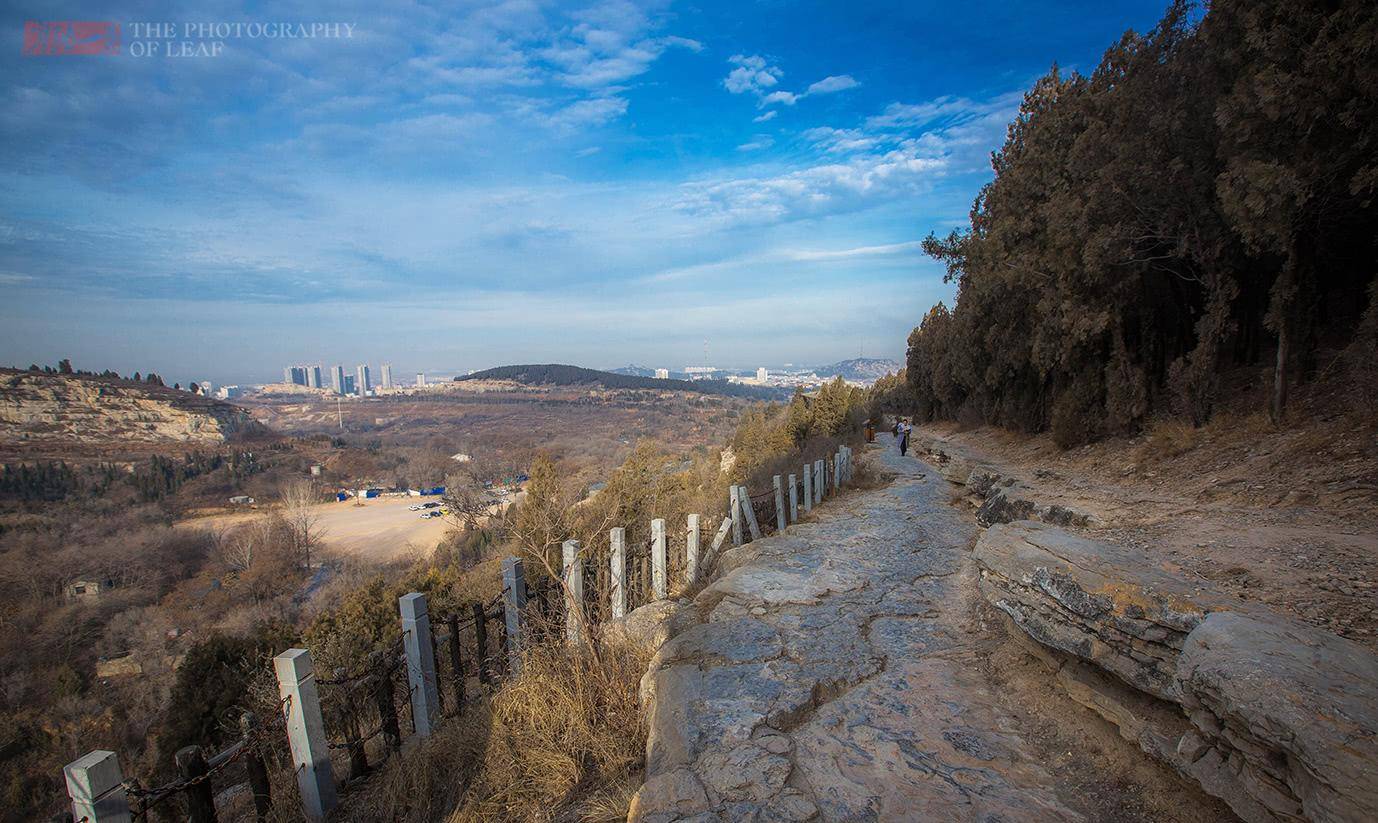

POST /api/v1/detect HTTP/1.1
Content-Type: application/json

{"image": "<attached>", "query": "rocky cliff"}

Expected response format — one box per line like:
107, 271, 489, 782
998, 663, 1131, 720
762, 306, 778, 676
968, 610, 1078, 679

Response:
0, 370, 252, 448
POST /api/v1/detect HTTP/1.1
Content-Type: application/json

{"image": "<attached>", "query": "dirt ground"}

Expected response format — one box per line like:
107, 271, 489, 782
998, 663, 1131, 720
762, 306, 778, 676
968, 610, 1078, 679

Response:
915, 412, 1378, 649
183, 496, 450, 562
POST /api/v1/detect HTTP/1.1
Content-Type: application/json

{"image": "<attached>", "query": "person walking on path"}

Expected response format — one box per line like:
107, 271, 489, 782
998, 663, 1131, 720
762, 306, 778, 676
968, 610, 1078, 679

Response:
898, 419, 910, 456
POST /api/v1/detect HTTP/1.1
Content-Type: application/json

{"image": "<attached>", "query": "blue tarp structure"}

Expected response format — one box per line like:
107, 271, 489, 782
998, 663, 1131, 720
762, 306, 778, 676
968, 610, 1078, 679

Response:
336, 492, 349, 502
421, 486, 445, 496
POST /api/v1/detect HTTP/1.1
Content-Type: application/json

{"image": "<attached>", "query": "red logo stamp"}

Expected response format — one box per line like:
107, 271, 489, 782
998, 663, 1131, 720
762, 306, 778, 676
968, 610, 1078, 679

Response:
23, 21, 122, 56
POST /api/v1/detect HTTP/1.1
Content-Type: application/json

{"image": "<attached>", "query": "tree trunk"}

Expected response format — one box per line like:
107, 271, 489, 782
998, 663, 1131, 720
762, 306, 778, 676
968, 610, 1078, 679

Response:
1271, 323, 1289, 425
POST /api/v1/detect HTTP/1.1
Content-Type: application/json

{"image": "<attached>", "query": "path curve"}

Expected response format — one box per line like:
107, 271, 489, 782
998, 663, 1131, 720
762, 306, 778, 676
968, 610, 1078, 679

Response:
631, 438, 1089, 821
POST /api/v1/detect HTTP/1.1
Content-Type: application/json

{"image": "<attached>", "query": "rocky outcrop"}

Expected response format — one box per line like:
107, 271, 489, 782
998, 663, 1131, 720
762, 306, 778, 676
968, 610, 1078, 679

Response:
976, 522, 1378, 822
0, 370, 250, 447
914, 438, 1093, 527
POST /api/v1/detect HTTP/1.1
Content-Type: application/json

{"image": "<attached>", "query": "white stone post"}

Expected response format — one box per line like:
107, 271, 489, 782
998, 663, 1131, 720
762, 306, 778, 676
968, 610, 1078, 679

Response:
650, 518, 667, 599
729, 486, 743, 546
64, 750, 131, 823
502, 556, 527, 674
773, 475, 786, 532
834, 452, 842, 492
562, 540, 584, 645
814, 460, 825, 505
610, 527, 627, 619
273, 648, 337, 821
802, 464, 813, 513
788, 473, 799, 522
685, 514, 701, 584
738, 485, 762, 540
399, 592, 440, 738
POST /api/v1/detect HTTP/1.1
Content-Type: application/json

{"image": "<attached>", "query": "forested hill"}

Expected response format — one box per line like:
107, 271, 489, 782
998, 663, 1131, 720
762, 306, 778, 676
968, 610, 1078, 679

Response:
907, 0, 1377, 446
457, 364, 788, 400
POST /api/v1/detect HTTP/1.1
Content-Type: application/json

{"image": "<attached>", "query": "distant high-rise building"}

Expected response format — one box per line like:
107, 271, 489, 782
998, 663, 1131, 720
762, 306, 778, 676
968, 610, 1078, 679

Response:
756, 367, 768, 383
381, 364, 394, 389
356, 364, 371, 394
308, 365, 323, 389
415, 372, 425, 387
343, 375, 356, 395
283, 366, 293, 384
198, 380, 214, 395
332, 365, 346, 395
283, 365, 308, 386
655, 368, 669, 379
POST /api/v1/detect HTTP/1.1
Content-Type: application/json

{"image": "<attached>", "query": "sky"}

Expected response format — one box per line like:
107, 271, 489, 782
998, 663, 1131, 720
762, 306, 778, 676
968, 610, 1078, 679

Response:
0, 0, 1170, 385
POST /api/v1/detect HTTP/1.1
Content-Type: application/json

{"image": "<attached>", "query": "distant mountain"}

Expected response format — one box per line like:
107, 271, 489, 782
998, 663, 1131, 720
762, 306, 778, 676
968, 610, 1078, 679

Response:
814, 358, 902, 383
608, 364, 657, 377
457, 364, 787, 399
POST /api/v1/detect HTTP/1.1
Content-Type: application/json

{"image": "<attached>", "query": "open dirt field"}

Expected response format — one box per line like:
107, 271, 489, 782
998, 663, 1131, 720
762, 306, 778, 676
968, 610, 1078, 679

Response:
183, 496, 450, 563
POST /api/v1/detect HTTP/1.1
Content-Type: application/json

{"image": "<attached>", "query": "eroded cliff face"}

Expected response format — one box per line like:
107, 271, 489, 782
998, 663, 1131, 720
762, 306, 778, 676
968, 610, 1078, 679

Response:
0, 371, 251, 446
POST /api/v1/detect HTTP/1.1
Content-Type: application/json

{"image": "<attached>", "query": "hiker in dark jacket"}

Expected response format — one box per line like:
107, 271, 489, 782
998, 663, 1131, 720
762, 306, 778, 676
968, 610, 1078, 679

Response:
898, 420, 910, 456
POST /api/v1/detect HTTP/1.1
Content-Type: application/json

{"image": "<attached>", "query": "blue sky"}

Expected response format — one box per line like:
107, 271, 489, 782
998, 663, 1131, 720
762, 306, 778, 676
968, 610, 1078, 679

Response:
0, 0, 1169, 385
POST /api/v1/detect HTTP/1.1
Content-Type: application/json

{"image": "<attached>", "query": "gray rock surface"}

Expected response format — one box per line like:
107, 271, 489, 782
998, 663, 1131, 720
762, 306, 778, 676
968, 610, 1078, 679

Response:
975, 521, 1378, 822
630, 444, 1086, 821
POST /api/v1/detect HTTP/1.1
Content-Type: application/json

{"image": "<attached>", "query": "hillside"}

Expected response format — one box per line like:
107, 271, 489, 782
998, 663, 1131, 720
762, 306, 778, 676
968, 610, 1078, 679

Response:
456, 363, 788, 399
0, 368, 254, 455
815, 357, 901, 383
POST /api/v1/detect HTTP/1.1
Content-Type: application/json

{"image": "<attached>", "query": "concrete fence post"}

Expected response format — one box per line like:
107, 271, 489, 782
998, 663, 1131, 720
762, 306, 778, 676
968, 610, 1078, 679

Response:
685, 514, 700, 584
788, 473, 799, 522
651, 519, 667, 599
802, 464, 813, 513
562, 540, 584, 645
738, 485, 762, 540
729, 486, 744, 546
834, 452, 842, 492
609, 527, 627, 619
814, 460, 825, 505
399, 593, 440, 738
502, 556, 527, 675
63, 750, 131, 823
273, 648, 337, 821
772, 475, 786, 532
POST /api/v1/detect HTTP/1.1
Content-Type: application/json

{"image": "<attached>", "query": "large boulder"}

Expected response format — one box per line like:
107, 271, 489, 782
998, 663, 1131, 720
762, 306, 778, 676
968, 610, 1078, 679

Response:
1177, 612, 1378, 823
974, 522, 1231, 700
976, 522, 1378, 823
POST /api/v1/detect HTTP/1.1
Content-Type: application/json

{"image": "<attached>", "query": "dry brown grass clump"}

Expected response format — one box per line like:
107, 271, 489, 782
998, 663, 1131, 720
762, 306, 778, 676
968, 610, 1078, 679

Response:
450, 630, 652, 823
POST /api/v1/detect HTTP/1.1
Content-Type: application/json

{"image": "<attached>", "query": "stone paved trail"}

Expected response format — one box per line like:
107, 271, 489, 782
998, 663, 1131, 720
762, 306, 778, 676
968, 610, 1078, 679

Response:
631, 439, 1098, 822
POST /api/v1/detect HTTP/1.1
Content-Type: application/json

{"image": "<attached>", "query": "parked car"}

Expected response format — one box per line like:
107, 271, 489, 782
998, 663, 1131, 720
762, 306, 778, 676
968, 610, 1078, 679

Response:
421, 501, 441, 509
408, 503, 424, 511
420, 510, 442, 519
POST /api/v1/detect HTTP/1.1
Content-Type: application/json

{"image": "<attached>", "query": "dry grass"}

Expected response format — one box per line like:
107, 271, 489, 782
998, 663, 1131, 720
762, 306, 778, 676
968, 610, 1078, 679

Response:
448, 626, 652, 823
1138, 418, 1204, 460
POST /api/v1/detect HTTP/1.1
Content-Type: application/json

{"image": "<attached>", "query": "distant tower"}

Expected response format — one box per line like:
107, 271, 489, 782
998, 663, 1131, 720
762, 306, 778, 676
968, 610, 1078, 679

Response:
356, 364, 371, 394
308, 365, 323, 389
332, 365, 346, 395
756, 367, 768, 383
283, 366, 293, 384
415, 372, 425, 387
381, 364, 394, 389
655, 368, 669, 379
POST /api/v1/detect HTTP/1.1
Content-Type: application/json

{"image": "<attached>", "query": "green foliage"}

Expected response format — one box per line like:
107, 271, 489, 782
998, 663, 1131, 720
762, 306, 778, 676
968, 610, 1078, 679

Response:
905, 0, 1378, 439
158, 621, 297, 769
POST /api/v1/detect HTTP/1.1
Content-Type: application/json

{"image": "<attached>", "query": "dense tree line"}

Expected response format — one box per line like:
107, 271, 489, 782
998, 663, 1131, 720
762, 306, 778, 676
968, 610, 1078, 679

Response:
907, 0, 1377, 445
0, 452, 263, 504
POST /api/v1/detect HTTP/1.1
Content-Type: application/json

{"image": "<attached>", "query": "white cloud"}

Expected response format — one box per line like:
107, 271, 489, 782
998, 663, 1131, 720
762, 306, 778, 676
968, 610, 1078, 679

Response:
785, 240, 924, 261
675, 141, 947, 226
761, 90, 798, 107
803, 126, 881, 153
752, 110, 778, 123
537, 97, 628, 131
575, 146, 602, 157
723, 54, 783, 94
736, 136, 774, 151
805, 75, 859, 95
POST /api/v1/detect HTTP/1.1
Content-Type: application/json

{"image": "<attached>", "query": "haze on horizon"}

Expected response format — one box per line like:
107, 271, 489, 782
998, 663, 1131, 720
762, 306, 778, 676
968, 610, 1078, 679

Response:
0, 0, 1167, 386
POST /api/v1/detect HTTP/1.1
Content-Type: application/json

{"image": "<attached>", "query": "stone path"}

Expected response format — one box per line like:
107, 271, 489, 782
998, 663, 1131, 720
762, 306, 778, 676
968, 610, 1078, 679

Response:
631, 439, 1091, 822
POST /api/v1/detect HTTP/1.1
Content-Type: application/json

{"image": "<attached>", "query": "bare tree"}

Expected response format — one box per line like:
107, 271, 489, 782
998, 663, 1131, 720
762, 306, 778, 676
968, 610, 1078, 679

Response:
280, 479, 323, 570
441, 472, 497, 531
